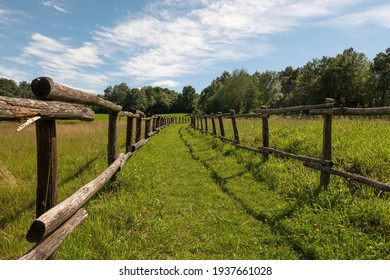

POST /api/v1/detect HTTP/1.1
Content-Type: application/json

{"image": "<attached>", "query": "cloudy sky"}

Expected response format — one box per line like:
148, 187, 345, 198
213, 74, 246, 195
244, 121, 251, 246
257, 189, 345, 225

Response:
0, 0, 389, 94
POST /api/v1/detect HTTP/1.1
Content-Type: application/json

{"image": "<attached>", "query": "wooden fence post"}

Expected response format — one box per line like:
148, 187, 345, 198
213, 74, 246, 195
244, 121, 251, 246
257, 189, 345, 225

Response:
200, 116, 204, 132
217, 112, 225, 137
211, 113, 217, 135
320, 98, 334, 188
126, 116, 134, 153
204, 115, 209, 133
107, 111, 118, 165
144, 118, 151, 139
35, 119, 58, 259
35, 119, 58, 218
261, 106, 270, 161
230, 110, 240, 144
135, 116, 142, 142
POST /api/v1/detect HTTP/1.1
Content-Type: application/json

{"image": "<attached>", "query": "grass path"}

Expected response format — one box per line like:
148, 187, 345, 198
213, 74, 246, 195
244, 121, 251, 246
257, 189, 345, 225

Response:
60, 124, 299, 259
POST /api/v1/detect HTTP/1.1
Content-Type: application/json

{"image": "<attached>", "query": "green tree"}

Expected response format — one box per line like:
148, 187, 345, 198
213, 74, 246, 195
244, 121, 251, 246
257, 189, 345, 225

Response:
0, 78, 19, 97
17, 81, 33, 98
180, 85, 198, 113
320, 48, 372, 106
372, 48, 390, 106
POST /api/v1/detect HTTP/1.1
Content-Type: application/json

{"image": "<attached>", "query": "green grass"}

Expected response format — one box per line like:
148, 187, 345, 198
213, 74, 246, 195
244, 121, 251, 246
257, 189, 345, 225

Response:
0, 116, 389, 259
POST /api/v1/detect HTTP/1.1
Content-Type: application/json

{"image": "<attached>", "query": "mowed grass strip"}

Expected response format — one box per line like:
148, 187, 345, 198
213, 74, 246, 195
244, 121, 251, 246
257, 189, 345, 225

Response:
58, 124, 298, 260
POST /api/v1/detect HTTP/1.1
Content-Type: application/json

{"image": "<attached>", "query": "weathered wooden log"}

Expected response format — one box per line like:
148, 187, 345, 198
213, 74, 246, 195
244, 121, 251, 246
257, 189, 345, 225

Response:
20, 208, 88, 260
234, 143, 264, 154
255, 102, 335, 114
119, 111, 140, 118
225, 113, 269, 118
131, 109, 146, 118
148, 130, 159, 137
304, 162, 390, 192
31, 77, 122, 112
310, 107, 390, 116
120, 152, 134, 169
26, 153, 125, 243
131, 138, 150, 152
260, 147, 332, 166
0, 96, 94, 121
217, 135, 237, 144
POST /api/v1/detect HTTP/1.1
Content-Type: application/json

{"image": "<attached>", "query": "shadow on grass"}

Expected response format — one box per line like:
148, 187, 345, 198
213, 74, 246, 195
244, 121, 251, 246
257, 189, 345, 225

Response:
179, 126, 322, 259
60, 156, 100, 186
0, 200, 35, 231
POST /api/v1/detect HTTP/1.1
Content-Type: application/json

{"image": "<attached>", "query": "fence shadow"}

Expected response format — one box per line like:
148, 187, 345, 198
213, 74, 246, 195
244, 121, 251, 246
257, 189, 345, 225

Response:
179, 126, 324, 259
60, 156, 100, 186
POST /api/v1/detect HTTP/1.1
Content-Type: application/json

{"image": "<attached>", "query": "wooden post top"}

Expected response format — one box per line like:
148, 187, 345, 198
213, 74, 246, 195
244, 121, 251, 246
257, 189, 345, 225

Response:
31, 77, 122, 112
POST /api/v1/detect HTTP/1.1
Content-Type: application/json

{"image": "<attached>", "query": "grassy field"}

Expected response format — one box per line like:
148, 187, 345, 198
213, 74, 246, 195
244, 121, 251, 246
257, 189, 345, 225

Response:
0, 116, 389, 259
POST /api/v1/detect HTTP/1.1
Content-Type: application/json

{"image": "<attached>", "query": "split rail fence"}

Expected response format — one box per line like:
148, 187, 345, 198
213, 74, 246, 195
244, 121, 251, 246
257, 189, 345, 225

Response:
190, 98, 390, 192
0, 77, 188, 260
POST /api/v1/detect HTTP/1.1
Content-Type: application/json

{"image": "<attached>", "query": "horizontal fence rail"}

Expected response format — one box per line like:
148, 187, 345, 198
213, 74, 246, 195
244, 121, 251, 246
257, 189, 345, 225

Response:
191, 99, 390, 192
0, 76, 190, 260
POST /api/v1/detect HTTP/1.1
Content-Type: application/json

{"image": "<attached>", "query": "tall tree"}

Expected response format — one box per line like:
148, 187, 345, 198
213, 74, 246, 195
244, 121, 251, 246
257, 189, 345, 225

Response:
180, 85, 198, 113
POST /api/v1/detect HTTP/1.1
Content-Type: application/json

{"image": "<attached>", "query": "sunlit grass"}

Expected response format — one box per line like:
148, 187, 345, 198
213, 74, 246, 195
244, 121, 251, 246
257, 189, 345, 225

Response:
0, 116, 389, 260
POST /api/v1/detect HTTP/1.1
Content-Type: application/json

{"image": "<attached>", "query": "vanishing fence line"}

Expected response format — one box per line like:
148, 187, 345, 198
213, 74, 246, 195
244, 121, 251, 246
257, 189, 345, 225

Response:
0, 76, 189, 260
190, 98, 390, 192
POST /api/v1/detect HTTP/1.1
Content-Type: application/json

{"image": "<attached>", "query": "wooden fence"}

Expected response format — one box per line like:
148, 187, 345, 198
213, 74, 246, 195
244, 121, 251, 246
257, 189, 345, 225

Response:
0, 77, 189, 260
190, 98, 390, 192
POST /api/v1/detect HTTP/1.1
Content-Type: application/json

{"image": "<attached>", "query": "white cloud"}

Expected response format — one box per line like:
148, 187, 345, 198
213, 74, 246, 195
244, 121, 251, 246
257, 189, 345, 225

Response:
42, 1, 68, 13
0, 64, 28, 81
151, 80, 180, 88
321, 4, 390, 28
94, 0, 360, 83
0, 7, 28, 27
7, 0, 377, 92
22, 33, 106, 87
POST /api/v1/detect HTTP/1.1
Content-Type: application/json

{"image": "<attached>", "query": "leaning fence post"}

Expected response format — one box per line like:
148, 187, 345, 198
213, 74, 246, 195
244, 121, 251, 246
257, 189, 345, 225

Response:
230, 110, 240, 144
261, 106, 270, 161
107, 111, 118, 165
218, 112, 225, 137
320, 98, 335, 188
211, 113, 217, 135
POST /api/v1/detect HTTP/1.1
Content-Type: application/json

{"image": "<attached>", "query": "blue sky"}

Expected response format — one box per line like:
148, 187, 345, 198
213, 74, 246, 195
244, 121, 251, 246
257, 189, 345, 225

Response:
0, 0, 389, 94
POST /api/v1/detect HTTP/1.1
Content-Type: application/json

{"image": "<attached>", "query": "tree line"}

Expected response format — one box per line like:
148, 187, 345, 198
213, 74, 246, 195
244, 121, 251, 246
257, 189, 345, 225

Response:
199, 47, 390, 113
0, 78, 198, 114
99, 83, 198, 114
0, 78, 33, 99
1, 47, 388, 114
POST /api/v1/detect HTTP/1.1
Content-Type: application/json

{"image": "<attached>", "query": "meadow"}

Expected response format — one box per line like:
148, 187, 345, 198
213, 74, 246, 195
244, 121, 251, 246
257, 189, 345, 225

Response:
0, 115, 389, 259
